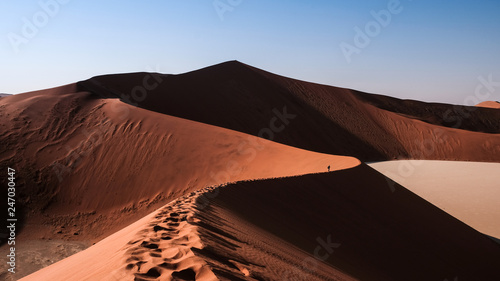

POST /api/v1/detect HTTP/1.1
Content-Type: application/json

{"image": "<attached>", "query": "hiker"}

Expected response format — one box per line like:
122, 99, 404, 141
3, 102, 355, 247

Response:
328, 165, 330, 172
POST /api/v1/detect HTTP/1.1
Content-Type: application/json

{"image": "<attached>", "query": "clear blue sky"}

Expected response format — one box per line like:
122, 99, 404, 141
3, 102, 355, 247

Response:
1, 0, 499, 105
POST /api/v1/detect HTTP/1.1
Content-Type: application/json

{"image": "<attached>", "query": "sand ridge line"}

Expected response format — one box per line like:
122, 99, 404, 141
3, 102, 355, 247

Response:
120, 167, 361, 280
121, 187, 219, 281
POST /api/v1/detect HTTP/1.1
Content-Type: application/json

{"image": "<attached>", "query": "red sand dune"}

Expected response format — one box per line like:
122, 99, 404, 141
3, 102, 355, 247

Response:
197, 164, 500, 280
78, 61, 500, 161
0, 84, 357, 244
476, 101, 500, 109
21, 165, 500, 281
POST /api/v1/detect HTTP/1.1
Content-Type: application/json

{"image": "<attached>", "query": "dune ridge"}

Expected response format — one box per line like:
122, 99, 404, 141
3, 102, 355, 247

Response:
20, 186, 220, 281
0, 81, 359, 279
77, 61, 500, 161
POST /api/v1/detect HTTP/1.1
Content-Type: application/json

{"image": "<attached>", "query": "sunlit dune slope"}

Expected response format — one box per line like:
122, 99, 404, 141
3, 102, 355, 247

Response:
77, 61, 500, 162
0, 85, 358, 243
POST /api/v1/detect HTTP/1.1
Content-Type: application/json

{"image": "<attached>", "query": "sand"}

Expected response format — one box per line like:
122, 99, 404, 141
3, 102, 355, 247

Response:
0, 240, 89, 281
369, 160, 500, 238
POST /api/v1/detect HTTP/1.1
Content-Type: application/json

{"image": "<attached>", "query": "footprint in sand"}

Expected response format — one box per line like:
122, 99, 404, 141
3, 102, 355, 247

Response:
122, 188, 218, 281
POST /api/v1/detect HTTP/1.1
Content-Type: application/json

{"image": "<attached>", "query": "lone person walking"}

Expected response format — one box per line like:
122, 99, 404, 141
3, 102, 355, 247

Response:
327, 165, 330, 172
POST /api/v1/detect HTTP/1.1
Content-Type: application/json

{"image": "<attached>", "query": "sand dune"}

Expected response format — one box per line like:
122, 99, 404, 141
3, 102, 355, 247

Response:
78, 61, 500, 162
369, 160, 500, 238
20, 185, 355, 281
196, 164, 500, 280
0, 84, 358, 242
15, 187, 201, 281
353, 92, 500, 134
21, 165, 500, 281
0, 83, 358, 278
476, 101, 500, 109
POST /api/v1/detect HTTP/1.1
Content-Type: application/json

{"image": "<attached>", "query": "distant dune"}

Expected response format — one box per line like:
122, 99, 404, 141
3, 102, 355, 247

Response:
476, 101, 500, 109
0, 93, 11, 98
1, 61, 500, 280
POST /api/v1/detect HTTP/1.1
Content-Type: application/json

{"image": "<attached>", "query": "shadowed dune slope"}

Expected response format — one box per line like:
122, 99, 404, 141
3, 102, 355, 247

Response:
77, 61, 500, 162
2, 62, 500, 280
0, 85, 358, 243
198, 164, 500, 281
